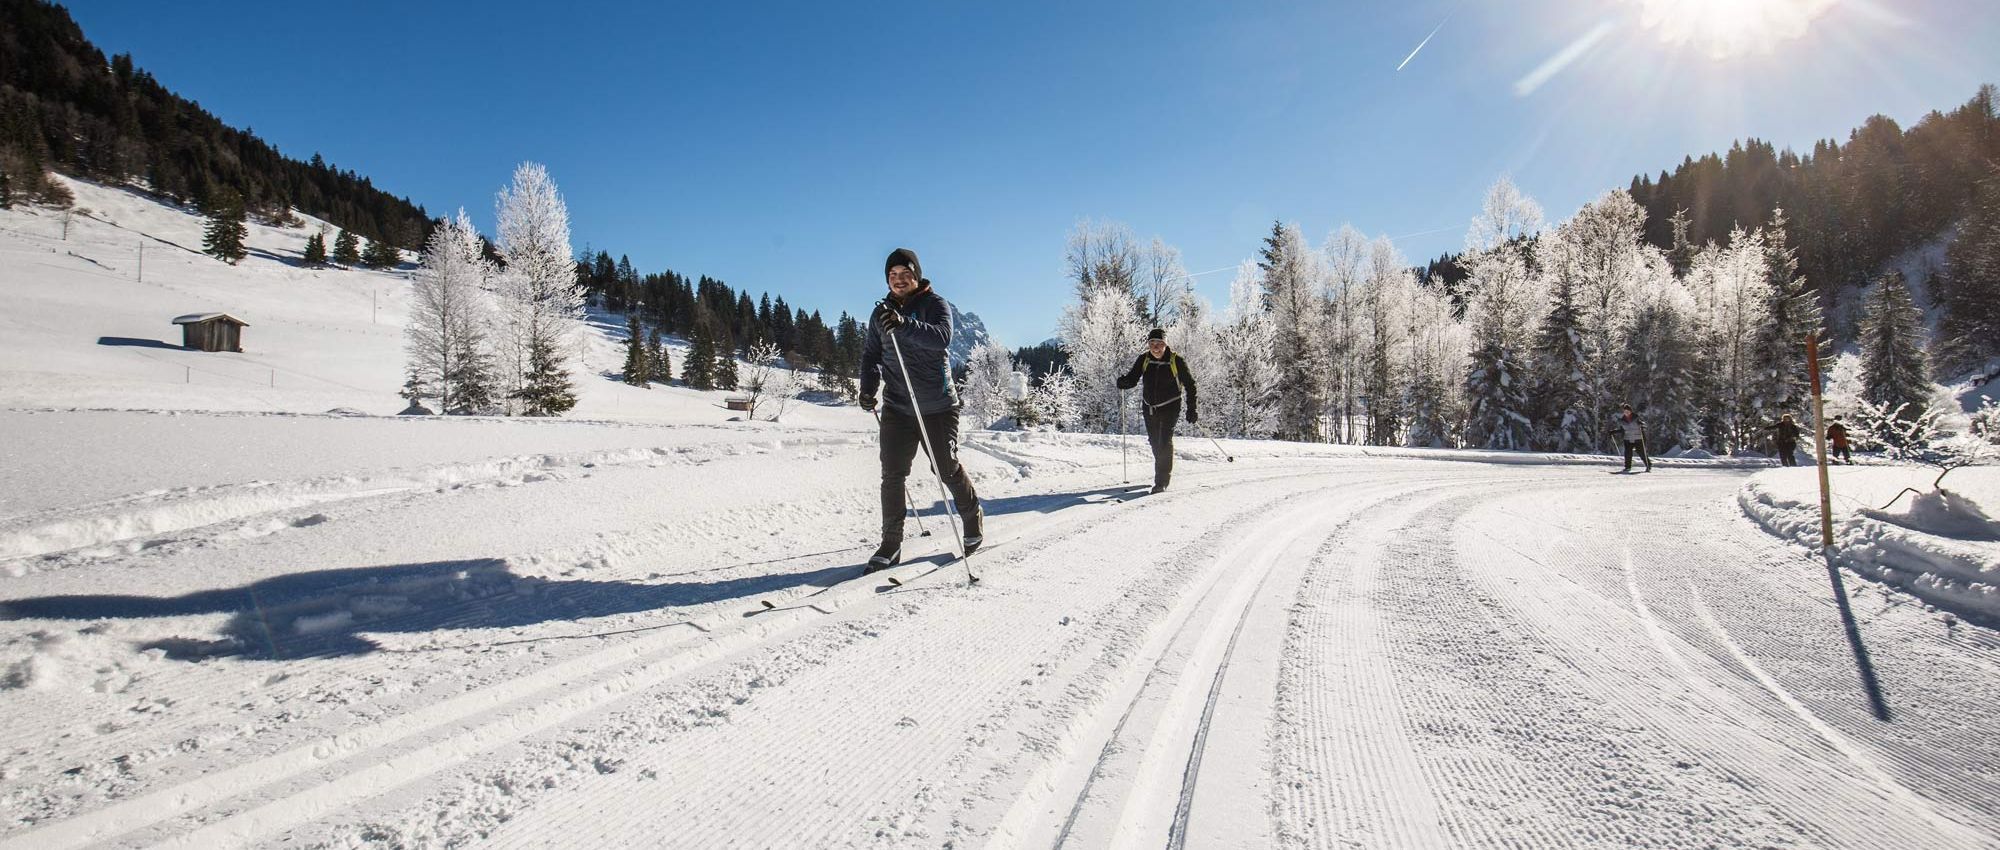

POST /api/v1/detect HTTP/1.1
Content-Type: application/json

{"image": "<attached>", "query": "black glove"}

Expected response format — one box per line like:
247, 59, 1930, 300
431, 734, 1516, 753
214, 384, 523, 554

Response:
872, 300, 904, 333
1116, 375, 1137, 390
1186, 407, 1198, 425
859, 393, 877, 413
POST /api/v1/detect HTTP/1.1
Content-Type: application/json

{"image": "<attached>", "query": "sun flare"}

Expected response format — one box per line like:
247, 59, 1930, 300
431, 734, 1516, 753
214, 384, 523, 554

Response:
1628, 0, 1836, 59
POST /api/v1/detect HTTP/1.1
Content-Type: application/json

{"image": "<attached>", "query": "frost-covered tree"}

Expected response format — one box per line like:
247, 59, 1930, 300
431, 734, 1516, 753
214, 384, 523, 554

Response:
1359, 237, 1411, 446
1138, 237, 1191, 327
1858, 270, 1933, 422
1529, 232, 1597, 451
741, 342, 799, 421
1748, 207, 1821, 424
1064, 218, 1140, 300
1058, 282, 1147, 433
1166, 289, 1223, 437
405, 209, 496, 415
512, 335, 576, 416
1027, 367, 1082, 430
622, 313, 650, 387
201, 187, 247, 264
960, 341, 1018, 429
1562, 190, 1649, 449
1260, 222, 1329, 442
1216, 261, 1278, 438
1322, 225, 1369, 443
1466, 175, 1544, 254
1688, 228, 1772, 450
1462, 247, 1539, 449
494, 162, 582, 414
1403, 276, 1466, 448
1618, 254, 1703, 451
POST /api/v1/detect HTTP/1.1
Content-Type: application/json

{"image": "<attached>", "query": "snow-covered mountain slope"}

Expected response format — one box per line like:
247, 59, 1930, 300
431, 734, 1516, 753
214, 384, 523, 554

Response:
0, 175, 863, 429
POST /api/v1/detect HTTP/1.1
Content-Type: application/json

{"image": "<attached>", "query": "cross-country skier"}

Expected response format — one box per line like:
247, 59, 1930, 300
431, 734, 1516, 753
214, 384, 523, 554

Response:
859, 248, 983, 570
1609, 403, 1651, 472
1116, 328, 1198, 493
1766, 413, 1803, 467
1826, 419, 1852, 464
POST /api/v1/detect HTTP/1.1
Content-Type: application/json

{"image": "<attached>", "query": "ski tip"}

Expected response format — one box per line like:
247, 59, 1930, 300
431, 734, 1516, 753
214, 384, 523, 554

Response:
887, 576, 902, 586
760, 599, 776, 609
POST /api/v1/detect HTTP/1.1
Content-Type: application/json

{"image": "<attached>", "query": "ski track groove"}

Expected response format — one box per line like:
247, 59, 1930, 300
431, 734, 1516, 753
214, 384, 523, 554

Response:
368, 465, 1371, 849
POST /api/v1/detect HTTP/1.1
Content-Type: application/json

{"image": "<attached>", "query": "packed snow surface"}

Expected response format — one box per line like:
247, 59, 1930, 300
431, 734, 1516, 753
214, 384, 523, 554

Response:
3, 177, 1998, 848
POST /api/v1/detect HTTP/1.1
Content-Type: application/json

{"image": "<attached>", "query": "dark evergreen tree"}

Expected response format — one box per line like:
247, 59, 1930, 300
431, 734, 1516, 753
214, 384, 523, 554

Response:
302, 231, 327, 266
201, 186, 248, 264
622, 313, 650, 387
683, 315, 718, 390
1858, 270, 1933, 421
1465, 342, 1533, 450
647, 327, 672, 384
512, 335, 577, 416
361, 235, 400, 268
714, 328, 740, 390
1936, 180, 2000, 375
333, 228, 361, 265
445, 334, 497, 415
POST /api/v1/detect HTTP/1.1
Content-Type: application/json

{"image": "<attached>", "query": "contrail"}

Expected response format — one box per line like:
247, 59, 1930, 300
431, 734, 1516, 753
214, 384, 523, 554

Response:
1397, 14, 1452, 71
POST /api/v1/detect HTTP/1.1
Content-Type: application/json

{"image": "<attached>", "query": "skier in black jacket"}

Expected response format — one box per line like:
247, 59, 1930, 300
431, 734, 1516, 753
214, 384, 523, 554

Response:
859, 248, 982, 569
1116, 328, 1198, 493
1767, 413, 1803, 467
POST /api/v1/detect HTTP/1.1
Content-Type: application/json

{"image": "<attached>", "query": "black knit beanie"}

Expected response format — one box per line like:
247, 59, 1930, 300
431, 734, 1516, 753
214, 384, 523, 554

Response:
1147, 328, 1166, 341
885, 248, 922, 282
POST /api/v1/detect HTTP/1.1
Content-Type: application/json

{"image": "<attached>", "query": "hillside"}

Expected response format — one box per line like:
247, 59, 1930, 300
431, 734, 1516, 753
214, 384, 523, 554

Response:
0, 174, 866, 429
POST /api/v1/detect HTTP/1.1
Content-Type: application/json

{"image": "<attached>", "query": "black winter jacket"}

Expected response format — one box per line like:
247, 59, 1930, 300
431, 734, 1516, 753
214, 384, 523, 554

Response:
1117, 349, 1197, 418
861, 283, 959, 416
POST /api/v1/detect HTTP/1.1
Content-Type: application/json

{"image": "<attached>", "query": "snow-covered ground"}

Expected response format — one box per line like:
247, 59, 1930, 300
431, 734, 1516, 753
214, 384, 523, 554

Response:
3, 180, 1998, 848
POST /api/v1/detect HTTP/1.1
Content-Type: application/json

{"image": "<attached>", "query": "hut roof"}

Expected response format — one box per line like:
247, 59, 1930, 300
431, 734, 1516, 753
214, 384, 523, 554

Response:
172, 312, 250, 326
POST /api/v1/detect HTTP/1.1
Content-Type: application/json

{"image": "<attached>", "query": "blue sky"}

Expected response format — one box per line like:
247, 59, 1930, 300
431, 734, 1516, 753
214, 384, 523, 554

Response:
63, 0, 2000, 345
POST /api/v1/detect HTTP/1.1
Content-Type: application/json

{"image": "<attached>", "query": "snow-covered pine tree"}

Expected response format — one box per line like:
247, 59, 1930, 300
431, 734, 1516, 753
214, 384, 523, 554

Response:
1689, 228, 1773, 450
1562, 190, 1649, 450
1747, 207, 1822, 425
201, 187, 247, 264
1529, 231, 1596, 452
1260, 222, 1329, 442
1057, 282, 1147, 433
1617, 253, 1702, 451
622, 313, 650, 387
1461, 247, 1538, 450
333, 228, 360, 266
406, 209, 495, 415
959, 341, 1017, 429
302, 230, 327, 266
1166, 289, 1222, 437
1217, 261, 1278, 439
512, 335, 577, 416
648, 327, 672, 384
494, 162, 583, 415
1858, 270, 1934, 422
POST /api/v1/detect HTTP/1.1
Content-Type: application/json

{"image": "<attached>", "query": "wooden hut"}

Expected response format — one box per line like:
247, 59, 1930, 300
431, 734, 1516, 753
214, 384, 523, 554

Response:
172, 313, 248, 352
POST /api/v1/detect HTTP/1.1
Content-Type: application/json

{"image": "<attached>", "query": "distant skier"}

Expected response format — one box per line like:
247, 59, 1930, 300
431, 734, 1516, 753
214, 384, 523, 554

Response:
1116, 328, 1198, 493
1767, 413, 1803, 467
1609, 403, 1651, 472
859, 248, 982, 570
1826, 419, 1852, 464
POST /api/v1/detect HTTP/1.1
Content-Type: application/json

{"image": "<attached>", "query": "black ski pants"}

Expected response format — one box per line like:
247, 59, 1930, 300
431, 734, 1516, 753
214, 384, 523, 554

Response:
1143, 400, 1180, 489
1776, 441, 1798, 466
1622, 438, 1651, 471
880, 408, 978, 541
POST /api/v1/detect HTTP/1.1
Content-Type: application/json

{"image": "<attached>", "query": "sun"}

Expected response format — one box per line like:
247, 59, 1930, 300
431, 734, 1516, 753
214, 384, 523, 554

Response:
1627, 0, 1836, 59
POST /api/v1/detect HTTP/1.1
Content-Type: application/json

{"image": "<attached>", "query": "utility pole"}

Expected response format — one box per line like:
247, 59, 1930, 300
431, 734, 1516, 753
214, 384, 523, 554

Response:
136, 240, 144, 282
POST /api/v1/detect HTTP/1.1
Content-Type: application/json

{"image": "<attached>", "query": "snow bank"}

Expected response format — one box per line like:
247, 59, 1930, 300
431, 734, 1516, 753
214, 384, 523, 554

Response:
1738, 466, 2000, 624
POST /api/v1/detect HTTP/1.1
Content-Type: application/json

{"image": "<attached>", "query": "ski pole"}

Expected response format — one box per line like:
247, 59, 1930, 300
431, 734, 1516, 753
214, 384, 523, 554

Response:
872, 409, 931, 537
1120, 393, 1129, 484
1195, 419, 1235, 462
885, 325, 978, 583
